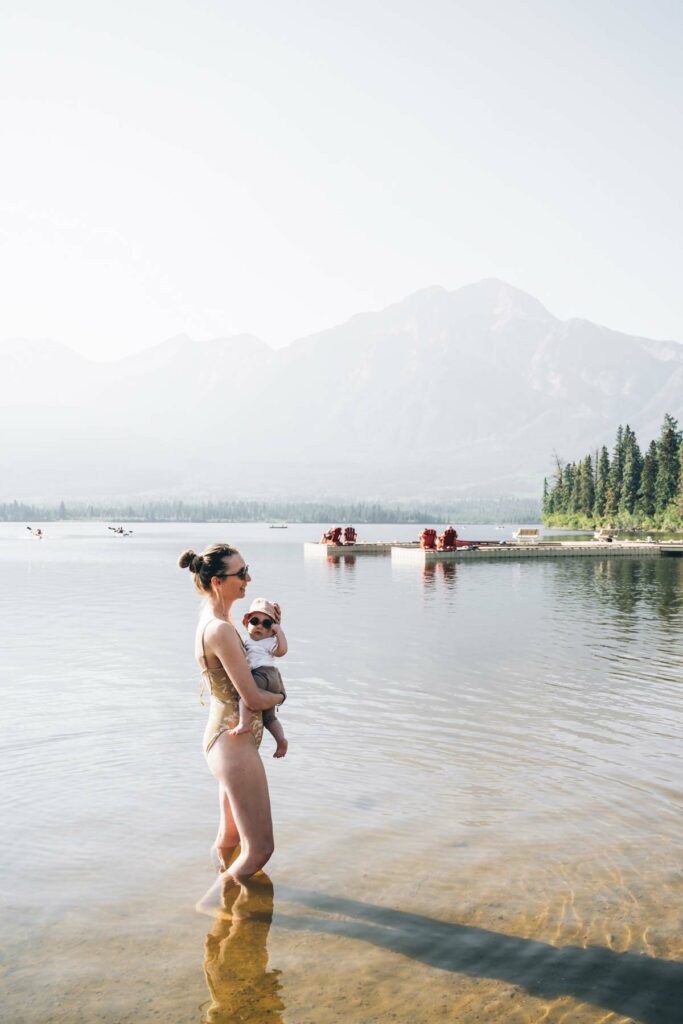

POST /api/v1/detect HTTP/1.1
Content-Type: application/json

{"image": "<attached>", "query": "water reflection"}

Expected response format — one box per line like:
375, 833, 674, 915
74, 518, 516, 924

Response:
583, 558, 682, 623
202, 875, 284, 1024
325, 553, 357, 571
652, 558, 683, 622
421, 560, 457, 591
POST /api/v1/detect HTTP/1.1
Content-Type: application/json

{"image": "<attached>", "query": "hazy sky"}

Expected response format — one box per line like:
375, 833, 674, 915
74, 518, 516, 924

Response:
1, 0, 682, 359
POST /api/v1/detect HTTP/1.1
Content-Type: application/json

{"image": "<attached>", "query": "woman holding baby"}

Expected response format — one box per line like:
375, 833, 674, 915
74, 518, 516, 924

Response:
178, 542, 285, 891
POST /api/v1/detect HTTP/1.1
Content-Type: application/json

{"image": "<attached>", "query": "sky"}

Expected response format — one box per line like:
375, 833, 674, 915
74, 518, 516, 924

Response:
1, 0, 682, 360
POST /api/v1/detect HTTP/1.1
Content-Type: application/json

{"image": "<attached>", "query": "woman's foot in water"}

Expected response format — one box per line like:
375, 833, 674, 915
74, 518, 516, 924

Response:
210, 842, 238, 872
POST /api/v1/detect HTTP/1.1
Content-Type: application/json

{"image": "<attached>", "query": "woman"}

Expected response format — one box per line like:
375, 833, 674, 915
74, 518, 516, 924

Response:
178, 543, 284, 887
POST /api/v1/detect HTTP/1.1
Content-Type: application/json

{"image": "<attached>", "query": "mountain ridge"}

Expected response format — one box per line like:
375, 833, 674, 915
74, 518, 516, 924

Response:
3, 279, 682, 362
2, 279, 682, 503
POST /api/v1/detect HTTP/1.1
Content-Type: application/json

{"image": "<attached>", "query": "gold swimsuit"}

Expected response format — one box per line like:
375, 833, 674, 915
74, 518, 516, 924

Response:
200, 619, 263, 755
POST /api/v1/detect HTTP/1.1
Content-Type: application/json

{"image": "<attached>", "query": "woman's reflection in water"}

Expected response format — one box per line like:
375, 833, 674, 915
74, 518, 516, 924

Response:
202, 873, 284, 1024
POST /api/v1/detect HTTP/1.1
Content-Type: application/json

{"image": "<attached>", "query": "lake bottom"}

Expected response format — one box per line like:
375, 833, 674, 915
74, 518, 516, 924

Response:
6, 826, 682, 1024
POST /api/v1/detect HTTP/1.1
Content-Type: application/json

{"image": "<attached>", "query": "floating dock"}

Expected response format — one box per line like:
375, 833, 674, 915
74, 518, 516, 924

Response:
391, 541, 666, 563
304, 541, 413, 557
305, 541, 682, 561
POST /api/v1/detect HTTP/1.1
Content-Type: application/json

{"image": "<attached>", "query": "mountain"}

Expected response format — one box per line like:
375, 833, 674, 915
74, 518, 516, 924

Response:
2, 280, 682, 503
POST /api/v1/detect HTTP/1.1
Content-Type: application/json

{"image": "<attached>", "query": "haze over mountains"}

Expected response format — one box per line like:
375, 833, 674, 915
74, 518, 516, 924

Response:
2, 280, 682, 504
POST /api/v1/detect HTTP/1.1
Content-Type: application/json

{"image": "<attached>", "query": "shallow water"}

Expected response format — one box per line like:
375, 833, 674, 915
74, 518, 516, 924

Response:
1, 522, 682, 1023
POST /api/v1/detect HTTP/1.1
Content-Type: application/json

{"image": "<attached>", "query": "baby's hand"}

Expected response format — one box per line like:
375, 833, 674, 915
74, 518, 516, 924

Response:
228, 723, 252, 736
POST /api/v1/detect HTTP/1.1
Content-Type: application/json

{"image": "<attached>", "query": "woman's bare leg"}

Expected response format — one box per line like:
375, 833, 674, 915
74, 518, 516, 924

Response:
211, 783, 240, 870
207, 733, 274, 883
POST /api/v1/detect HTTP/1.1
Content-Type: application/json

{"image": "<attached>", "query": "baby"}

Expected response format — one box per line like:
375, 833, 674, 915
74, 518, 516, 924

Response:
229, 598, 289, 757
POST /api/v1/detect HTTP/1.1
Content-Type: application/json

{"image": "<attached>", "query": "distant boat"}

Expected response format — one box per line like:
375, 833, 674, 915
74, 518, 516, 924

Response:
269, 523, 288, 529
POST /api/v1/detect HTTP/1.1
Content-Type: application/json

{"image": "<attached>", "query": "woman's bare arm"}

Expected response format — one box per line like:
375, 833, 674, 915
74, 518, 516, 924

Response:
209, 622, 285, 711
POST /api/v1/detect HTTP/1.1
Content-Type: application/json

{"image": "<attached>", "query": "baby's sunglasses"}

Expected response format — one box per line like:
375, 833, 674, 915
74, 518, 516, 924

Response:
216, 564, 249, 580
249, 616, 273, 629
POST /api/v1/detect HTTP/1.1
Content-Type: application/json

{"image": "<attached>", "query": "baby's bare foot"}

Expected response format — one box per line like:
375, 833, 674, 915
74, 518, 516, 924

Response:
228, 723, 252, 735
273, 737, 289, 758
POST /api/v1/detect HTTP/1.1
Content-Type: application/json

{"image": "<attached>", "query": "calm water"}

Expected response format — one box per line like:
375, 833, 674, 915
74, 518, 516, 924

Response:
1, 522, 682, 1024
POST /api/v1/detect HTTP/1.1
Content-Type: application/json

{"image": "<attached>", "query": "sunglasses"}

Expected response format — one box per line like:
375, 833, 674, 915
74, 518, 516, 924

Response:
217, 564, 249, 580
249, 616, 273, 629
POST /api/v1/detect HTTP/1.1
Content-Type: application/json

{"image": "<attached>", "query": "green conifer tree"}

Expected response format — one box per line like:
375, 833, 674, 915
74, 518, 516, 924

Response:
594, 446, 610, 518
619, 426, 642, 515
604, 425, 624, 519
559, 463, 573, 515
637, 440, 657, 518
578, 455, 595, 516
655, 414, 681, 513
548, 454, 564, 516
542, 478, 551, 516
570, 462, 582, 514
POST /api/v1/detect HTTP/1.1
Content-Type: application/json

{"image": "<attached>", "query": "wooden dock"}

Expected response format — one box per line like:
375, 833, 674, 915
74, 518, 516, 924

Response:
305, 540, 680, 561
304, 541, 411, 557
391, 541, 664, 563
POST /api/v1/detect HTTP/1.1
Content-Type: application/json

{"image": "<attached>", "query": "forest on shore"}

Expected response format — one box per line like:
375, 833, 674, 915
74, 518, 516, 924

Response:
542, 414, 683, 530
0, 496, 540, 525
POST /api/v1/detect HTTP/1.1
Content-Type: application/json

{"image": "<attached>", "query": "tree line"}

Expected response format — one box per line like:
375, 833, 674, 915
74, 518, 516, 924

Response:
0, 496, 541, 525
542, 414, 683, 529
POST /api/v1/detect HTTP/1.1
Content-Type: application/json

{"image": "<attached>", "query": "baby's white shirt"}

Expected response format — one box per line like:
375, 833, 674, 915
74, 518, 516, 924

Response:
244, 634, 278, 669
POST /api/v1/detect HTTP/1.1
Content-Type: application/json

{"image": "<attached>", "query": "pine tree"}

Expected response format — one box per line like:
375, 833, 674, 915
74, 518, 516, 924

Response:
578, 455, 595, 516
637, 440, 657, 518
559, 463, 571, 513
548, 454, 564, 516
559, 463, 573, 515
655, 414, 681, 513
569, 462, 582, 513
677, 441, 683, 520
606, 425, 625, 513
594, 446, 610, 518
619, 426, 642, 515
542, 478, 551, 516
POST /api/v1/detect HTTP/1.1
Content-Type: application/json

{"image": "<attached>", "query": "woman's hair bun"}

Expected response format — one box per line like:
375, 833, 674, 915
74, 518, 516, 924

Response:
178, 548, 201, 571
179, 541, 238, 593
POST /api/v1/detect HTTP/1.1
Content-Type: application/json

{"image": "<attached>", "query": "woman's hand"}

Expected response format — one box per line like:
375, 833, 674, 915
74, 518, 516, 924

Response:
209, 621, 284, 711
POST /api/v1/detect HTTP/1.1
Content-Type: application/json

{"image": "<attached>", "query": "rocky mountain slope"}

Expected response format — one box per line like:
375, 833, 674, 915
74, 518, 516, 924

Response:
2, 280, 681, 502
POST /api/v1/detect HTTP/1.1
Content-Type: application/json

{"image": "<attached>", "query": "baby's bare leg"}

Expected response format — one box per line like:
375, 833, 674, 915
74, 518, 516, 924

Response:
267, 717, 288, 759
228, 701, 254, 736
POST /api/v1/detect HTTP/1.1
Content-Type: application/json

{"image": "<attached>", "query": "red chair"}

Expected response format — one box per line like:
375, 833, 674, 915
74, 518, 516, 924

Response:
343, 526, 357, 545
438, 527, 457, 550
419, 528, 438, 550
320, 526, 343, 545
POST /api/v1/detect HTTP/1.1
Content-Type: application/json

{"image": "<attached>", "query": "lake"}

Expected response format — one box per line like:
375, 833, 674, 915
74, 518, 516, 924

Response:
2, 522, 682, 1023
